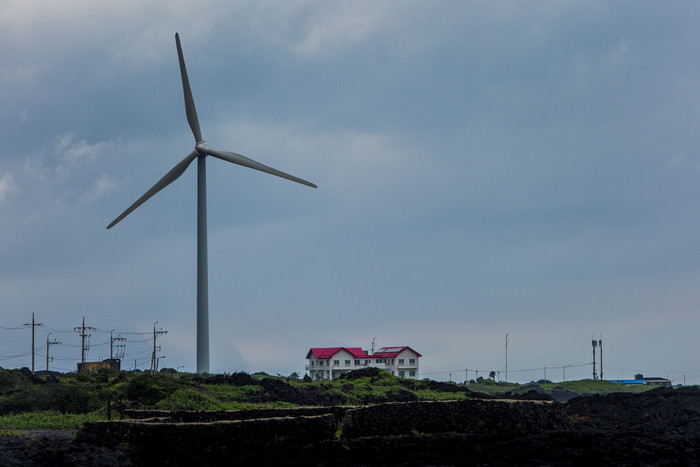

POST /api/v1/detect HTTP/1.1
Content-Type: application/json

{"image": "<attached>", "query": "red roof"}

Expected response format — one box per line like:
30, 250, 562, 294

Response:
306, 347, 367, 359
306, 346, 421, 359
370, 346, 422, 358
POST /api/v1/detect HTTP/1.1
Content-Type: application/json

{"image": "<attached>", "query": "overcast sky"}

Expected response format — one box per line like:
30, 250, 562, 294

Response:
1, 1, 699, 383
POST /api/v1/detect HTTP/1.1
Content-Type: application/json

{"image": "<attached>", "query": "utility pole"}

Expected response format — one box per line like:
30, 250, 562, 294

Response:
598, 336, 603, 380
23, 313, 43, 373
74, 317, 96, 367
592, 338, 598, 380
370, 336, 376, 355
505, 333, 509, 383
46, 333, 61, 371
110, 330, 127, 360
151, 322, 168, 375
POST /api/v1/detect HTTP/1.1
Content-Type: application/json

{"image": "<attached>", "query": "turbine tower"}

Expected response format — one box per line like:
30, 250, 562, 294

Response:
108, 33, 316, 373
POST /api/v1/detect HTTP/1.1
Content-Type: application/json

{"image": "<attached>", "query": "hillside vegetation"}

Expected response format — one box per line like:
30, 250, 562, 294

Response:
0, 367, 654, 430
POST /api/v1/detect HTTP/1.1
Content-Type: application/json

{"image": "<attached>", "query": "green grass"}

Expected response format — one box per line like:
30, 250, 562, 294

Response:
0, 410, 108, 430
546, 379, 653, 395
0, 368, 677, 431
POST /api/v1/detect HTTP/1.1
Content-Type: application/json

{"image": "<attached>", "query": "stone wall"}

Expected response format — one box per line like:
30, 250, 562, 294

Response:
343, 399, 568, 439
79, 413, 337, 460
79, 399, 569, 464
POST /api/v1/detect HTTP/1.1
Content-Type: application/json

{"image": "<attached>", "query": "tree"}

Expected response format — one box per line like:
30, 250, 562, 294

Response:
489, 371, 496, 381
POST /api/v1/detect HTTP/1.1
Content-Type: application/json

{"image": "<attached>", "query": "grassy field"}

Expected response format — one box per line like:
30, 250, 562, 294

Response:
0, 367, 662, 430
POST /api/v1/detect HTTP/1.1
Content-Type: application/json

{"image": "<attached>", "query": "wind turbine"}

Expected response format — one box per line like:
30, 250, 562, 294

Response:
108, 33, 316, 374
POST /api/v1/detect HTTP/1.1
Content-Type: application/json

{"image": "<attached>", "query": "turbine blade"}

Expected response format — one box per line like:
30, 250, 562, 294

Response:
107, 152, 198, 229
206, 148, 317, 188
175, 33, 202, 143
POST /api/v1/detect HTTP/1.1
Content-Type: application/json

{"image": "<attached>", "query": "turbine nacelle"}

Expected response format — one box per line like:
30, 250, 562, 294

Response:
195, 141, 208, 157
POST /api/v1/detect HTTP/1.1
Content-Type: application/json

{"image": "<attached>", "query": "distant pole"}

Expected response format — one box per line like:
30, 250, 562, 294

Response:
505, 333, 509, 383
46, 333, 61, 371
23, 313, 43, 373
110, 330, 126, 360
544, 366, 547, 382
151, 322, 168, 375
74, 317, 96, 367
465, 368, 468, 384
599, 336, 603, 380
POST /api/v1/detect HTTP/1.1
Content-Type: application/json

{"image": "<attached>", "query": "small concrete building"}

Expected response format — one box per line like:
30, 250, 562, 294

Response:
306, 346, 421, 380
609, 373, 672, 387
77, 358, 121, 374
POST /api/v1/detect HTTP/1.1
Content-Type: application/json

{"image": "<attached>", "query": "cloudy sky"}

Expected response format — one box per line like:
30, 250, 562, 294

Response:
1, 1, 699, 383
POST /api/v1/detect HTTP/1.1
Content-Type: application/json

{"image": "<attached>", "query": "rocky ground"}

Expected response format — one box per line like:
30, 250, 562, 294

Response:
1, 386, 698, 466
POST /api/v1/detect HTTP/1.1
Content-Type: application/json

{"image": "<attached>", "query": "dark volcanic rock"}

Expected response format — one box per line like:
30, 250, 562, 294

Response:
550, 386, 580, 403
5, 387, 700, 465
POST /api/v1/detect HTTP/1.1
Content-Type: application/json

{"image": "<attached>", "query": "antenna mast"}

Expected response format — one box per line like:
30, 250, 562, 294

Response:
598, 335, 603, 380
592, 338, 598, 380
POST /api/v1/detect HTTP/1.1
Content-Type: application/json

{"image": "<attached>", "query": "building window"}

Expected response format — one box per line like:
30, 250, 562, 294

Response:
409, 359, 416, 365
318, 360, 324, 366
364, 360, 370, 365
398, 359, 404, 364
345, 360, 351, 365
409, 370, 416, 377
326, 360, 330, 366
354, 359, 360, 365
399, 371, 405, 377
310, 361, 314, 366
334, 360, 339, 365
376, 359, 382, 363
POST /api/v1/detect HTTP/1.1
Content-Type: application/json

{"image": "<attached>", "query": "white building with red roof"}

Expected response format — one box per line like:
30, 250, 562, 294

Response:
305, 346, 421, 380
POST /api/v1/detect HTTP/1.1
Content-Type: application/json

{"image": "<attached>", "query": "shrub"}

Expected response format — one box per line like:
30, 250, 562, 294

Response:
0, 385, 100, 415
126, 374, 185, 406
338, 367, 391, 380
155, 387, 225, 411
